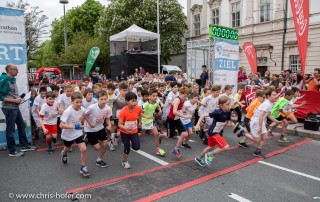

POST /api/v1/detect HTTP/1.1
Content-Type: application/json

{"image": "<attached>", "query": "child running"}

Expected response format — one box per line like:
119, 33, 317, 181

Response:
83, 90, 112, 168
60, 92, 89, 176
118, 92, 153, 169
194, 96, 233, 167
39, 92, 59, 154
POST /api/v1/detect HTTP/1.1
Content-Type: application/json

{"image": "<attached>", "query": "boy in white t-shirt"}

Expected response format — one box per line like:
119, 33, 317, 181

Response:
83, 90, 112, 168
60, 92, 89, 177
248, 89, 281, 157
32, 86, 47, 137
39, 92, 59, 154
180, 92, 198, 149
82, 88, 97, 109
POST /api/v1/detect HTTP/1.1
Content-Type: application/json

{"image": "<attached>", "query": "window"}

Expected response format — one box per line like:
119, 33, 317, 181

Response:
289, 55, 301, 73
232, 2, 240, 28
211, 8, 219, 25
193, 14, 200, 36
260, 0, 271, 22
258, 57, 268, 65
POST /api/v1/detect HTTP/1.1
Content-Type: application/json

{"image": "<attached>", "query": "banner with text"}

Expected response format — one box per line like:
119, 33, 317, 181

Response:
0, 7, 31, 147
290, 0, 309, 74
214, 38, 239, 93
243, 42, 257, 73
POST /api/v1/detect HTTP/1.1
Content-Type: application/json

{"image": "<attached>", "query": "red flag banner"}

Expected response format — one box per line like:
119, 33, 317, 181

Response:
290, 0, 309, 74
243, 42, 257, 73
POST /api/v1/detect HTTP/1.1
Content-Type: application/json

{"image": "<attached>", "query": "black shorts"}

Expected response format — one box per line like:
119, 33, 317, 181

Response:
167, 117, 186, 135
111, 115, 119, 126
86, 128, 108, 145
243, 117, 251, 132
276, 115, 286, 121
63, 135, 85, 147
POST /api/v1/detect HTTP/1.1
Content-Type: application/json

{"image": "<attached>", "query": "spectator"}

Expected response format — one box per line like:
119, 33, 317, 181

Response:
165, 72, 177, 82
238, 66, 247, 83
282, 69, 293, 83
139, 67, 146, 75
0, 64, 36, 157
292, 73, 304, 90
246, 73, 253, 85
117, 70, 127, 82
90, 71, 100, 85
199, 65, 209, 92
270, 74, 280, 88
305, 68, 320, 91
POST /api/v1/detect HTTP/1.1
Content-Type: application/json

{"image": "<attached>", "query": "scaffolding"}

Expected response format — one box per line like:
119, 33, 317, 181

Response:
186, 38, 215, 85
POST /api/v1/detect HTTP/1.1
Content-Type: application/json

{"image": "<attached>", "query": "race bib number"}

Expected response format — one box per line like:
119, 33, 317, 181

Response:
124, 121, 137, 132
142, 122, 154, 130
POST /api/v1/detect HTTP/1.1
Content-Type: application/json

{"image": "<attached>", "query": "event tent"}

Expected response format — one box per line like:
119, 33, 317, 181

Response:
110, 24, 159, 43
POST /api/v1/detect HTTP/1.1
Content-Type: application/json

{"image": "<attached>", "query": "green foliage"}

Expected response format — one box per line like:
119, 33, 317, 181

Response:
95, 0, 187, 63
31, 40, 59, 67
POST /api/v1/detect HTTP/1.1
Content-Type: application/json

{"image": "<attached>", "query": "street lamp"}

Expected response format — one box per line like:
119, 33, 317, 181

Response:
268, 45, 276, 66
157, 0, 160, 74
60, 0, 68, 52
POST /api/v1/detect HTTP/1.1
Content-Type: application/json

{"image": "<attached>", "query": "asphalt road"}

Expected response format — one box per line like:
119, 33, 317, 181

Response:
0, 127, 319, 202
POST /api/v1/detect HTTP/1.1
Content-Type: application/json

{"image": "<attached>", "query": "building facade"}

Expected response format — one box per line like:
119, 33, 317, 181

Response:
186, 0, 320, 75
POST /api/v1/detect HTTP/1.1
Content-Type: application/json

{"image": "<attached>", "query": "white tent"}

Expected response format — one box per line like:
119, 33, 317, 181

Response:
110, 24, 159, 42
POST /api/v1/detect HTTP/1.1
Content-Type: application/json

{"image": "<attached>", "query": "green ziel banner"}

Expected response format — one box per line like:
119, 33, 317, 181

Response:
85, 47, 100, 75
209, 24, 238, 41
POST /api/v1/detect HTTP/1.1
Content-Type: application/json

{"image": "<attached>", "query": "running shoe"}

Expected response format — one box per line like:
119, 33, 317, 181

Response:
156, 148, 166, 156
47, 146, 53, 154
181, 143, 192, 149
233, 122, 241, 134
172, 148, 182, 158
122, 161, 131, 169
96, 160, 108, 168
20, 145, 36, 152
237, 130, 245, 138
278, 136, 290, 143
268, 130, 274, 137
80, 165, 90, 177
9, 150, 24, 157
238, 141, 249, 148
252, 148, 261, 157
61, 151, 67, 164
195, 156, 206, 167
109, 141, 115, 151
205, 153, 214, 166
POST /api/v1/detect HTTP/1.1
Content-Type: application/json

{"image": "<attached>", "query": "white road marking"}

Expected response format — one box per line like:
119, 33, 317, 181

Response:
189, 139, 196, 142
132, 149, 169, 165
228, 193, 252, 202
259, 161, 320, 182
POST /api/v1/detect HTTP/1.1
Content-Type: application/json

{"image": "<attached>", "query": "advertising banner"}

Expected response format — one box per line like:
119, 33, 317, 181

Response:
243, 42, 257, 73
214, 38, 239, 93
85, 47, 100, 75
290, 0, 309, 74
0, 7, 31, 147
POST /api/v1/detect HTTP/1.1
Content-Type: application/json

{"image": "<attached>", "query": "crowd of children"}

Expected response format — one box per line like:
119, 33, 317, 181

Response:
25, 72, 305, 177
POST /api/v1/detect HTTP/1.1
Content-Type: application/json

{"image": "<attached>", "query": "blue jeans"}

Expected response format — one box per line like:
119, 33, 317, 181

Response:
2, 108, 28, 153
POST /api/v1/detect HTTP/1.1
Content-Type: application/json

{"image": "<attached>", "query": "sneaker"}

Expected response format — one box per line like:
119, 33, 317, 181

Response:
278, 136, 290, 143
181, 143, 192, 149
109, 141, 115, 151
96, 160, 108, 168
195, 156, 206, 167
20, 145, 36, 152
204, 153, 214, 166
233, 122, 241, 133
253, 148, 261, 157
237, 130, 245, 138
172, 148, 182, 158
122, 161, 131, 169
52, 138, 57, 144
9, 150, 24, 157
47, 146, 53, 154
268, 130, 274, 137
156, 148, 166, 156
80, 166, 90, 177
238, 141, 249, 148
61, 151, 67, 164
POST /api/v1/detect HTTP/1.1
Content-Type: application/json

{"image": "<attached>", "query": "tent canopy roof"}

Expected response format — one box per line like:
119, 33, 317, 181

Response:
110, 24, 159, 42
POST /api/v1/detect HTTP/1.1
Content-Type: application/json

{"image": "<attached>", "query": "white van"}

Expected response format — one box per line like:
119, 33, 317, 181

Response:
161, 65, 182, 74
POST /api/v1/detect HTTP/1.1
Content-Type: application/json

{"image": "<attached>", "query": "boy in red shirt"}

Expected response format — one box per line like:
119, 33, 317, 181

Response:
118, 92, 153, 169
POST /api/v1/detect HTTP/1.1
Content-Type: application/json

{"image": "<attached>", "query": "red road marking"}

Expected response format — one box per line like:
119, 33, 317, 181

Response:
37, 144, 77, 152
65, 133, 281, 194
134, 138, 312, 202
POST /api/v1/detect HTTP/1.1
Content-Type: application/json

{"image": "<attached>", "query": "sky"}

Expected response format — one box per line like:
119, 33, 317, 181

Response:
0, 0, 187, 40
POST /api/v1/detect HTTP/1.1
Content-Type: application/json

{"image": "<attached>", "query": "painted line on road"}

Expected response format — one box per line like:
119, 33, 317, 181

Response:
37, 144, 77, 152
258, 161, 320, 182
134, 138, 312, 202
228, 193, 252, 202
132, 149, 169, 165
65, 133, 292, 195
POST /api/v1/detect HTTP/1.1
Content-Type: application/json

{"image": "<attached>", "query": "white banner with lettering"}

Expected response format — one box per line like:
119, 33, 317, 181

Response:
0, 7, 31, 147
214, 38, 239, 94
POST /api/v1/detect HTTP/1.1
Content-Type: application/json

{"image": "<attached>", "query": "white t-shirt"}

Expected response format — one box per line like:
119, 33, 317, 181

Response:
58, 93, 72, 111
180, 101, 197, 125
84, 103, 112, 132
222, 93, 237, 105
82, 98, 98, 109
138, 100, 146, 107
60, 105, 85, 141
39, 102, 59, 125
251, 100, 274, 123
199, 95, 219, 115
32, 95, 46, 116
163, 91, 179, 113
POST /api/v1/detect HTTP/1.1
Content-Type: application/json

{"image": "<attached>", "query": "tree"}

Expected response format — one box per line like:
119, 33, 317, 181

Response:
30, 40, 59, 68
51, 0, 104, 54
7, 0, 48, 61
95, 0, 187, 63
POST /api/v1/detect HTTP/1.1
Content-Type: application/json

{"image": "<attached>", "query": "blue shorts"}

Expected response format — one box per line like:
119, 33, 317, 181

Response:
184, 122, 193, 131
